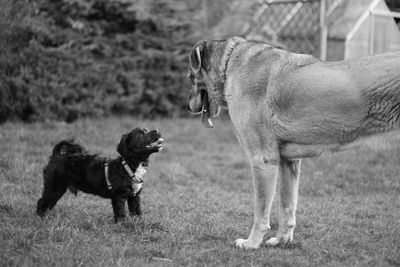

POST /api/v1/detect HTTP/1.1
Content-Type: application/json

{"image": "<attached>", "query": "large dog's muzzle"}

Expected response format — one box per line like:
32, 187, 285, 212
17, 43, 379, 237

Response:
188, 89, 204, 113
188, 90, 214, 128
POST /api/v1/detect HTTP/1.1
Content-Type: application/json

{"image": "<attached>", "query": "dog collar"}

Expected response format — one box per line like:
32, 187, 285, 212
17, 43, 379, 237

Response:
219, 37, 245, 82
121, 159, 135, 179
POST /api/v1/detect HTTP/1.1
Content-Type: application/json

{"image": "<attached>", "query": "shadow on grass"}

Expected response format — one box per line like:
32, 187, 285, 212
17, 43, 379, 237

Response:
0, 204, 13, 218
270, 241, 303, 250
113, 219, 169, 235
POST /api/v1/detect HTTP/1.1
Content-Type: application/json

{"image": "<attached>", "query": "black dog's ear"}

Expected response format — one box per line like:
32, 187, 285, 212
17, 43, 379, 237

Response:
190, 41, 207, 73
116, 134, 131, 158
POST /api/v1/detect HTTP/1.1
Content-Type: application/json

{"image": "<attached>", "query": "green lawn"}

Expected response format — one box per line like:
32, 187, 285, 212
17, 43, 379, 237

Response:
1, 117, 400, 266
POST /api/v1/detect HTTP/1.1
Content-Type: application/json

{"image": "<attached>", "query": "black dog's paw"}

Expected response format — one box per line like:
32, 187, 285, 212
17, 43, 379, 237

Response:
36, 211, 46, 218
68, 186, 78, 196
114, 215, 128, 223
36, 199, 47, 217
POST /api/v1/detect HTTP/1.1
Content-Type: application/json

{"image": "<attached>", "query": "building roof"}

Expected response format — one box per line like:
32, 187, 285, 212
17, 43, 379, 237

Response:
328, 0, 394, 40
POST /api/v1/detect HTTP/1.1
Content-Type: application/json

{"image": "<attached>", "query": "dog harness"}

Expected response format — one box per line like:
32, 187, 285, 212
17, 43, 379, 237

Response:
104, 158, 144, 196
104, 162, 112, 190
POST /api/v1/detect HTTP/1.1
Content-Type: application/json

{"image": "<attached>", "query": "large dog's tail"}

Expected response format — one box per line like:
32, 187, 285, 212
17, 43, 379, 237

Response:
51, 138, 87, 156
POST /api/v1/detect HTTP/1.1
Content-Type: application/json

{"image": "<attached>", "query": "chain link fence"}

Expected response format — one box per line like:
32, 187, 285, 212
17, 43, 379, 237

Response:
242, 0, 322, 56
205, 0, 348, 59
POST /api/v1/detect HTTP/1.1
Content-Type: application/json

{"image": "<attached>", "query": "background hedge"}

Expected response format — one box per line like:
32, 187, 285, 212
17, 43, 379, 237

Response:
0, 0, 206, 122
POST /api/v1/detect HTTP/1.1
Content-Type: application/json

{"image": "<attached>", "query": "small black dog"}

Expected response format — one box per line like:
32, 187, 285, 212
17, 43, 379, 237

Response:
37, 128, 163, 222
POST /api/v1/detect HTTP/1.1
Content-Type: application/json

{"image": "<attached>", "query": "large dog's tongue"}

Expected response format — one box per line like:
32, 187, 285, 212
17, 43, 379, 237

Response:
201, 92, 213, 128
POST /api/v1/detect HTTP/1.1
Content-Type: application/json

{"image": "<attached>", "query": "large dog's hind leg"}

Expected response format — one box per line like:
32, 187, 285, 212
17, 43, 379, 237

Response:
235, 154, 280, 249
266, 159, 300, 246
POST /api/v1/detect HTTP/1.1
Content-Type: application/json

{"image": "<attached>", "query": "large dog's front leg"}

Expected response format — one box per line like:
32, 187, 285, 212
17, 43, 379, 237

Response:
266, 159, 300, 246
235, 156, 279, 249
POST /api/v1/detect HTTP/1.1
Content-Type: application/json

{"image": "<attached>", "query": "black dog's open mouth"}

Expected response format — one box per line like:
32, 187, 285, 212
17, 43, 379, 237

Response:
146, 137, 164, 151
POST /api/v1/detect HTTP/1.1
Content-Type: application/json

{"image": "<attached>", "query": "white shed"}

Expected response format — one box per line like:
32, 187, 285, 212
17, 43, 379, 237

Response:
330, 0, 400, 60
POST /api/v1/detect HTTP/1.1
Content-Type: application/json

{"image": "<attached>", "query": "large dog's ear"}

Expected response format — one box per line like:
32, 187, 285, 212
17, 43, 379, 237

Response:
190, 41, 207, 73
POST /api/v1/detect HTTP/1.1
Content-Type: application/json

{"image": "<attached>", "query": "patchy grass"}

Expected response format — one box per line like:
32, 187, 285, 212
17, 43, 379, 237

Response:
0, 117, 400, 266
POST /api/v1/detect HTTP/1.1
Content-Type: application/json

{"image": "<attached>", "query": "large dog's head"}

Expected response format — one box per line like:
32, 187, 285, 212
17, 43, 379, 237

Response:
117, 128, 163, 161
187, 37, 245, 128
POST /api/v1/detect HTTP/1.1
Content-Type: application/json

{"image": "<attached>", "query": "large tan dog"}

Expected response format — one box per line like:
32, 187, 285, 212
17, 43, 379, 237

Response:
187, 36, 400, 249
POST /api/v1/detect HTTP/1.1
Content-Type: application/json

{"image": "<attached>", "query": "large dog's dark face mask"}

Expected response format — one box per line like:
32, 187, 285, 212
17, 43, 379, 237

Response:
187, 40, 227, 128
187, 37, 245, 128
117, 128, 163, 160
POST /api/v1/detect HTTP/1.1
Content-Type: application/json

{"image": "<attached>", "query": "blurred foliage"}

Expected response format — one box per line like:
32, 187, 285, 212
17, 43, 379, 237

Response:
0, 0, 205, 122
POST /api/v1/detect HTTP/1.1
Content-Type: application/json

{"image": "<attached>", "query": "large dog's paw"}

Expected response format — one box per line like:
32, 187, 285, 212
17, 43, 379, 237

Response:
265, 232, 293, 246
235, 238, 261, 249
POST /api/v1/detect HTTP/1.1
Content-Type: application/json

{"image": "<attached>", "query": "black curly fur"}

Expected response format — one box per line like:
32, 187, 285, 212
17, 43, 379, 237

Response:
37, 128, 162, 222
51, 138, 88, 156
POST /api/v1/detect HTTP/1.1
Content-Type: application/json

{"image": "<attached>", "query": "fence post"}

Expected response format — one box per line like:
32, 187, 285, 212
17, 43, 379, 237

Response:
368, 11, 375, 56
319, 0, 327, 60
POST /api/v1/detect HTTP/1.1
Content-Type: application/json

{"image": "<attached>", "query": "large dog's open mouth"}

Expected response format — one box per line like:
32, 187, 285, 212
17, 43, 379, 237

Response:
201, 91, 213, 128
201, 90, 222, 128
190, 90, 221, 128
146, 137, 164, 151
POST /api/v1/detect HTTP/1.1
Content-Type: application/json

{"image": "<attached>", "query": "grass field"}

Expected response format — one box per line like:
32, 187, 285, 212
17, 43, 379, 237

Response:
1, 117, 400, 266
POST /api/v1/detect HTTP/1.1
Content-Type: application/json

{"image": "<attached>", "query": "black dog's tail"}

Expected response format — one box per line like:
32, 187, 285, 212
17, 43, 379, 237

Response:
52, 139, 87, 156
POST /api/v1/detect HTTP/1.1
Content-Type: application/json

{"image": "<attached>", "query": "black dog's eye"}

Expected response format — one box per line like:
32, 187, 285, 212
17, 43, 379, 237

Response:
138, 129, 146, 136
